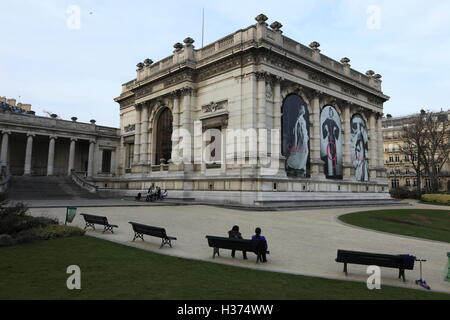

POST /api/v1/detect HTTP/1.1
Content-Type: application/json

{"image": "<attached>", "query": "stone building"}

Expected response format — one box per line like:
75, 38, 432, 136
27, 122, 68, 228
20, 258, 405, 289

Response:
383, 111, 450, 192
111, 14, 391, 206
0, 102, 120, 180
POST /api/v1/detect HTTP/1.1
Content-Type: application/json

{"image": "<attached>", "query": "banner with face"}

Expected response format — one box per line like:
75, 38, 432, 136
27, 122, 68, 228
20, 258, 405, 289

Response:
282, 94, 310, 178
351, 114, 369, 182
320, 105, 343, 179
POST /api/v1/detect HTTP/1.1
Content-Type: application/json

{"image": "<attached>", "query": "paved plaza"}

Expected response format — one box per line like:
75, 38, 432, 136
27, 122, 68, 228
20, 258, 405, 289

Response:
29, 202, 450, 294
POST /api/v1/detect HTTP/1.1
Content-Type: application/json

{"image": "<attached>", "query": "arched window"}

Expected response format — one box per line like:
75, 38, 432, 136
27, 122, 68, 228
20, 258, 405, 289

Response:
155, 108, 173, 165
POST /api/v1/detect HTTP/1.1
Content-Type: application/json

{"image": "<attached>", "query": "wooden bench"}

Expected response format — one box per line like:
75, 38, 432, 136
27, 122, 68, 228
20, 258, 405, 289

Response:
205, 236, 270, 264
129, 222, 177, 248
80, 213, 118, 234
336, 250, 416, 282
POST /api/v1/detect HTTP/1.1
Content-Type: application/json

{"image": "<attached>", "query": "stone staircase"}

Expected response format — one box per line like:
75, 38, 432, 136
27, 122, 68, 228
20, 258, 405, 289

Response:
8, 176, 100, 201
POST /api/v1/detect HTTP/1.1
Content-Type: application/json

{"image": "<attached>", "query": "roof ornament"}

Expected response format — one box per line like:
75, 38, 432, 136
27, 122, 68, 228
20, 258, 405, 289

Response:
270, 21, 283, 33
255, 14, 269, 25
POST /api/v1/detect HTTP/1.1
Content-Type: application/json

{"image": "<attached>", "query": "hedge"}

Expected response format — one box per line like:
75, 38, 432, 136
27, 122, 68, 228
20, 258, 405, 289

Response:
421, 194, 450, 205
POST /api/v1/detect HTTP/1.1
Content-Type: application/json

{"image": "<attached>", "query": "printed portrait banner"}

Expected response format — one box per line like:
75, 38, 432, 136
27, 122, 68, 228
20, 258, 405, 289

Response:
282, 94, 310, 178
351, 114, 370, 182
320, 105, 343, 180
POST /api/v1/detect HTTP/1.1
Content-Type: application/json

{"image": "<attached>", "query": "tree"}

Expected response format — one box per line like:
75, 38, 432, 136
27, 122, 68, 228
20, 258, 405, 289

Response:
399, 114, 426, 197
421, 112, 450, 193
399, 110, 450, 195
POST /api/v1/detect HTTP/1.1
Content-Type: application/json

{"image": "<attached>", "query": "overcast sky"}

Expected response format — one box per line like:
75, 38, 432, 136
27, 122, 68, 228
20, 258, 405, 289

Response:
1, 0, 449, 127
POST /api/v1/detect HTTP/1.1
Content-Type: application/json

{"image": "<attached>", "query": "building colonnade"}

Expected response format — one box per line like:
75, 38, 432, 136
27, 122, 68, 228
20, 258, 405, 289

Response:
0, 130, 103, 177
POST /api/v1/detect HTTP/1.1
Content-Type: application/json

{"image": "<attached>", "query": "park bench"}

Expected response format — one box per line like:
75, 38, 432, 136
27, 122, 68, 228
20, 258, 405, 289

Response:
336, 250, 416, 282
80, 213, 118, 234
205, 236, 270, 264
129, 222, 177, 248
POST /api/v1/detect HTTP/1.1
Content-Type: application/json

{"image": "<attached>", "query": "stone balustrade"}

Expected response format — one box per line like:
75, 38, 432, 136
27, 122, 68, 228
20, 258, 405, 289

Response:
130, 15, 383, 94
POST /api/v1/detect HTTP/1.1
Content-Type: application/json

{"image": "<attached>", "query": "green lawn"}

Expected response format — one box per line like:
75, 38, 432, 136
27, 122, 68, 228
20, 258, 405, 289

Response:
0, 236, 448, 300
339, 209, 450, 243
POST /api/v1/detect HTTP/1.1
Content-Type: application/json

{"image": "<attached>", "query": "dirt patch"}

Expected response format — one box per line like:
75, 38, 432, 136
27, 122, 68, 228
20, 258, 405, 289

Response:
410, 214, 432, 225
376, 217, 421, 226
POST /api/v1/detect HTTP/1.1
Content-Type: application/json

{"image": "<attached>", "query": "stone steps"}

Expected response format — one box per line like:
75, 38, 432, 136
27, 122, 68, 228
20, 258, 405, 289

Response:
8, 176, 100, 200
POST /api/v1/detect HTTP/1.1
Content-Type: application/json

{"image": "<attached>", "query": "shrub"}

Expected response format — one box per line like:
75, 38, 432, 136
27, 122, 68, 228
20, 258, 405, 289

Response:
33, 225, 85, 241
0, 234, 16, 247
14, 229, 39, 245
422, 194, 450, 205
389, 188, 418, 199
0, 214, 35, 235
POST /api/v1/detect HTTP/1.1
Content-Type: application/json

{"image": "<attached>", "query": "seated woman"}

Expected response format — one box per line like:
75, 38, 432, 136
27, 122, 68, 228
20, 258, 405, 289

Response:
228, 225, 247, 260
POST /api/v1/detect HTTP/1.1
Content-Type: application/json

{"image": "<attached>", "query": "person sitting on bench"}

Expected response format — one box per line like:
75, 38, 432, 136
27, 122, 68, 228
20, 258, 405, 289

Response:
161, 189, 168, 200
228, 225, 247, 260
146, 186, 155, 202
135, 193, 142, 201
252, 227, 268, 263
156, 186, 162, 200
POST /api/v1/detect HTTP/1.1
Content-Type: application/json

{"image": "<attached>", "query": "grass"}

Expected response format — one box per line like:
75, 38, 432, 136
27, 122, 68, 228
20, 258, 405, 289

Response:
339, 209, 450, 243
0, 236, 448, 300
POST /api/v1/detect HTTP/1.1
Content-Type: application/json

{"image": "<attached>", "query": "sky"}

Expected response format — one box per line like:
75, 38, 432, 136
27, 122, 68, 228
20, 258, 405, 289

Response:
1, 0, 449, 127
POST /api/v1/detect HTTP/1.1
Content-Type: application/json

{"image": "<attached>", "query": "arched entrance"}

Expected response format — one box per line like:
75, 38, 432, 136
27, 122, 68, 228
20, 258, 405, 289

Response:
154, 108, 173, 165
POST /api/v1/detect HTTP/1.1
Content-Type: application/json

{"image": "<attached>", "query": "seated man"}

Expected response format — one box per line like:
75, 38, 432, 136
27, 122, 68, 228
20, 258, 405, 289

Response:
135, 193, 142, 201
252, 227, 268, 263
228, 225, 247, 260
161, 189, 168, 200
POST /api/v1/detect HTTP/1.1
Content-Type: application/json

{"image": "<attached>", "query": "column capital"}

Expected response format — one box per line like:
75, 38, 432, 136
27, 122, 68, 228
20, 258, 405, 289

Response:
1, 130, 11, 136
70, 137, 78, 142
180, 87, 194, 97
89, 139, 97, 145
26, 132, 35, 138
49, 135, 58, 140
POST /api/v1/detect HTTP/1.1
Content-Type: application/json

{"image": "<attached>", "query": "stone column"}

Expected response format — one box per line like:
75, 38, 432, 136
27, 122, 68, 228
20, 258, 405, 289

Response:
110, 150, 116, 175
377, 114, 384, 168
0, 131, 10, 167
171, 94, 181, 163
181, 88, 194, 169
133, 105, 142, 164
369, 113, 378, 178
343, 104, 352, 179
272, 79, 282, 170
47, 136, 57, 176
87, 140, 96, 177
68, 138, 77, 175
140, 103, 149, 164
311, 93, 321, 178
24, 133, 35, 175
256, 73, 267, 165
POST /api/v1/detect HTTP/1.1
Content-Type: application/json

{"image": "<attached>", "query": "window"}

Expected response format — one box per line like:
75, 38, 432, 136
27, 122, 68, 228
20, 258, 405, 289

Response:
406, 179, 411, 187
102, 150, 112, 173
126, 144, 134, 169
391, 179, 400, 189
155, 108, 173, 165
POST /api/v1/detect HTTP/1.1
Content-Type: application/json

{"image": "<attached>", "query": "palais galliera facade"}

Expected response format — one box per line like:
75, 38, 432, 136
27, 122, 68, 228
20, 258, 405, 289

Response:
1, 15, 391, 206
